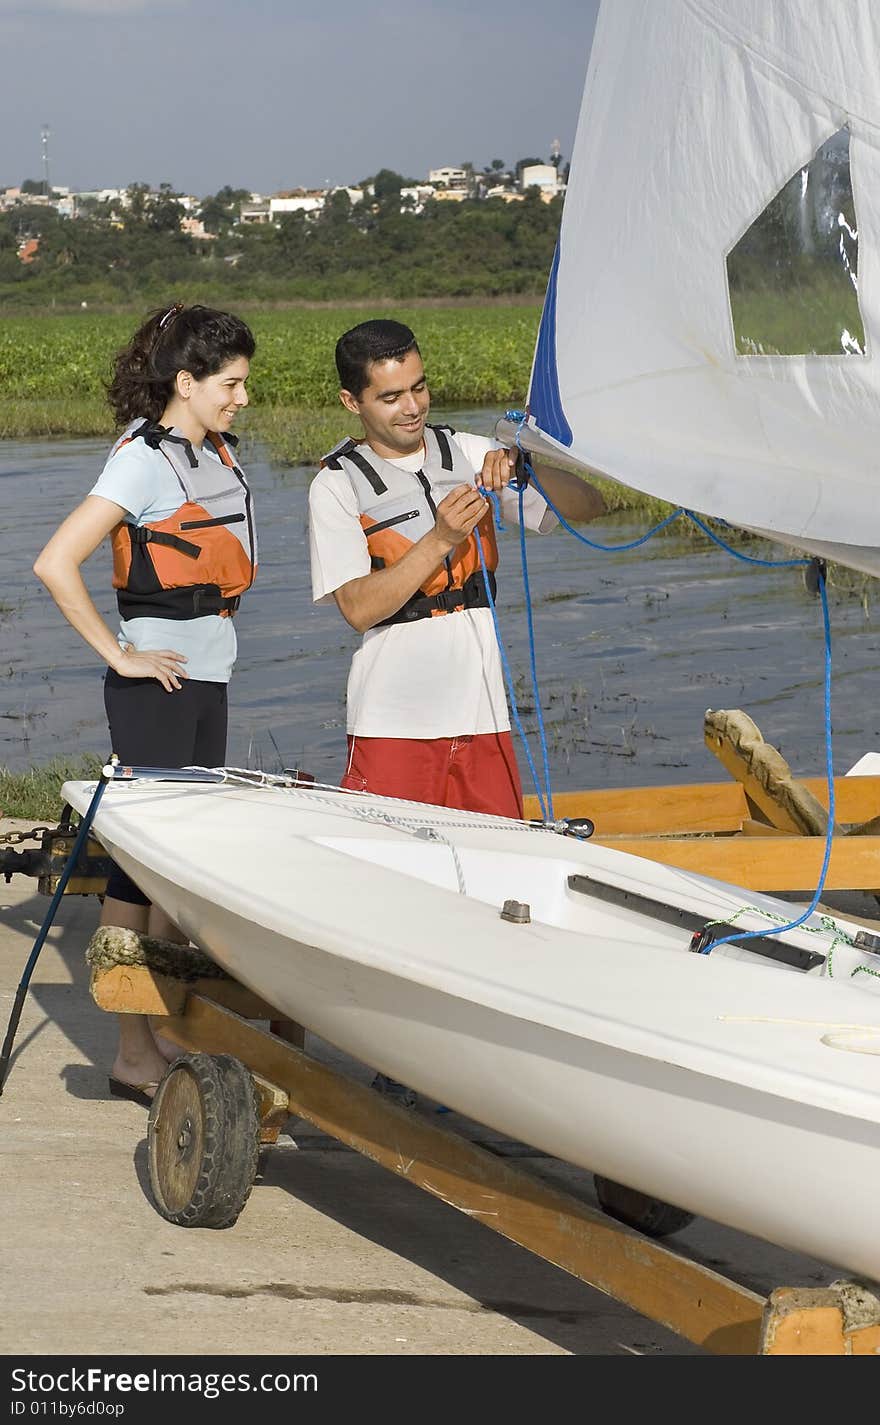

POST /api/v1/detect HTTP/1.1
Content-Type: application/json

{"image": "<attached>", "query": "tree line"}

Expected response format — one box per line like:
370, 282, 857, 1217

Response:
0, 171, 563, 308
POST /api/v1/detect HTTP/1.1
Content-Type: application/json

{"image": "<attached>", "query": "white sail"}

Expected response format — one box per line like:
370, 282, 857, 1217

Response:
523, 0, 880, 575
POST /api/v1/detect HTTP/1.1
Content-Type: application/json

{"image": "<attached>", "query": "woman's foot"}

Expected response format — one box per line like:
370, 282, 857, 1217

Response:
151, 1031, 182, 1064
108, 1077, 158, 1107
112, 1015, 169, 1095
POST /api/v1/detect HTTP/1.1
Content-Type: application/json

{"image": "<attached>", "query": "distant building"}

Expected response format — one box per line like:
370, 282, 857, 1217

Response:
331, 186, 365, 206
180, 216, 216, 240
432, 188, 468, 202
484, 186, 524, 203
239, 200, 270, 224
519, 163, 561, 194
400, 183, 436, 213
17, 237, 39, 263
428, 166, 468, 190
270, 190, 325, 218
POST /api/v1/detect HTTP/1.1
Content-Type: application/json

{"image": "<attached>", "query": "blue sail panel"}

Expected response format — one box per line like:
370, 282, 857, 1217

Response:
528, 240, 573, 447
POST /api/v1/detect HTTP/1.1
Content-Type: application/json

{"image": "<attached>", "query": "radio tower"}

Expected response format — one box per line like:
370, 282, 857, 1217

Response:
41, 124, 51, 197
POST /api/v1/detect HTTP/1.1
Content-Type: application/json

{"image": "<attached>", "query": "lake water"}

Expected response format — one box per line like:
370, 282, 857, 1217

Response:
3, 414, 880, 794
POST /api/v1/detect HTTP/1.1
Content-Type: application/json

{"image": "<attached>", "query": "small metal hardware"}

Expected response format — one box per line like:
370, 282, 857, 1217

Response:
853, 930, 880, 956
500, 900, 531, 923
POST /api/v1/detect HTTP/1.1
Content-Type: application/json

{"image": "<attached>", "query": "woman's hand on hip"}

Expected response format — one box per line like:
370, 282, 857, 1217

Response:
114, 645, 188, 692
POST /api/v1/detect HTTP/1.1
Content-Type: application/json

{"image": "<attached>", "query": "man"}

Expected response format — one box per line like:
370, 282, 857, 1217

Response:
308, 317, 605, 819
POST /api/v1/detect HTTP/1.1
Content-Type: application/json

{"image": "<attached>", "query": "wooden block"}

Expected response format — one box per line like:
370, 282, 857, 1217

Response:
761, 1283, 880, 1355
762, 1291, 846, 1354
704, 712, 830, 835
253, 1071, 290, 1143
850, 1326, 880, 1355
90, 963, 280, 1020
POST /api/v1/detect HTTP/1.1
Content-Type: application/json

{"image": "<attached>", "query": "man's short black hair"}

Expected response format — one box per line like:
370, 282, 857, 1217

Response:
335, 319, 420, 397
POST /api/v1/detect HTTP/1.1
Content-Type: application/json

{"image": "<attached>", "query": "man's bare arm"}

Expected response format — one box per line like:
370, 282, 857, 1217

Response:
528, 462, 606, 523
334, 484, 488, 634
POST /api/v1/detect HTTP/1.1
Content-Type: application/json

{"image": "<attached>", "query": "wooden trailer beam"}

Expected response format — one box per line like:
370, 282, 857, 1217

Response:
148, 991, 766, 1355
585, 832, 880, 892
90, 964, 878, 1356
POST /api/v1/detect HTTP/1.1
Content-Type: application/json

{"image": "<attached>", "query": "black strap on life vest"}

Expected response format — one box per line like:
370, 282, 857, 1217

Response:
375, 569, 497, 627
324, 440, 388, 494
431, 424, 455, 471
127, 525, 202, 559
131, 419, 199, 469
117, 584, 241, 621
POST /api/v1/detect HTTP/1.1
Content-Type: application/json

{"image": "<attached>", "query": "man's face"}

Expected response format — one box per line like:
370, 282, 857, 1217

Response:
340, 349, 430, 457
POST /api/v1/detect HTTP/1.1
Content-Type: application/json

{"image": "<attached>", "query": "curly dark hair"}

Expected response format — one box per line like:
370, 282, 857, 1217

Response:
106, 302, 256, 426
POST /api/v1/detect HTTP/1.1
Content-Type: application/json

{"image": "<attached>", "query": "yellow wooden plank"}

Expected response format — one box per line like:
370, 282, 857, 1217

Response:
524, 776, 880, 837
90, 962, 280, 1020
739, 819, 790, 838
590, 834, 880, 891
153, 994, 765, 1355
523, 781, 750, 835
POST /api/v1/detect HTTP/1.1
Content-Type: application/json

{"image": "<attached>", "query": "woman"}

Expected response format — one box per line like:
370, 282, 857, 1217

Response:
34, 302, 257, 1102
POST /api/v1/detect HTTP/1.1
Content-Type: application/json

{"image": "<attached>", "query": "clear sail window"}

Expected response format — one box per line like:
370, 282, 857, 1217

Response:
727, 128, 864, 357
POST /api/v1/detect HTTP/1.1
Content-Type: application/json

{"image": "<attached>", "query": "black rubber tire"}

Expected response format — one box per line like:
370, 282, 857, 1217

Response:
147, 1052, 260, 1229
593, 1174, 695, 1238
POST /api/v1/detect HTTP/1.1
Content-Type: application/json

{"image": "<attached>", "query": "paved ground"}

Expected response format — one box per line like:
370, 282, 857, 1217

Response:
0, 817, 844, 1360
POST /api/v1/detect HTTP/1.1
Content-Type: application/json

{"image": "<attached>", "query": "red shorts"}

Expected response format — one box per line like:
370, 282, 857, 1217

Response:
341, 732, 524, 819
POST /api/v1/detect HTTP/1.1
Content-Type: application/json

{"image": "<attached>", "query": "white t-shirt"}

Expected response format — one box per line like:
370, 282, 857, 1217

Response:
308, 431, 557, 738
90, 438, 238, 683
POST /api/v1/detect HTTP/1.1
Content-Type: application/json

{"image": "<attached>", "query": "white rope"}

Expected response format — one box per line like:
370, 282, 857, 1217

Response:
184, 765, 559, 839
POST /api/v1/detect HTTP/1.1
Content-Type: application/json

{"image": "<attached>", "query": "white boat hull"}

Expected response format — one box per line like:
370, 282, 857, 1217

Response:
64, 776, 880, 1281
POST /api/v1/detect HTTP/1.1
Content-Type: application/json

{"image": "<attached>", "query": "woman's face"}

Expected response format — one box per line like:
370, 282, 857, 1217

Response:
183, 356, 250, 435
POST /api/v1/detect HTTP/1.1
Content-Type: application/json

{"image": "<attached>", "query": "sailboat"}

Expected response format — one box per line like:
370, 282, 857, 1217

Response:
64, 0, 880, 1284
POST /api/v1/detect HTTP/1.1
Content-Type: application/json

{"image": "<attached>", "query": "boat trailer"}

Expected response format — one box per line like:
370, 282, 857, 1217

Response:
84, 932, 879, 1357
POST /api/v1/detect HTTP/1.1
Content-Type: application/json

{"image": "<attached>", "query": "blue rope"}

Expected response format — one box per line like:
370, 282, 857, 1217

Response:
499, 412, 838, 948
505, 410, 686, 550
473, 525, 550, 820
697, 566, 836, 953
684, 511, 813, 569
516, 484, 555, 819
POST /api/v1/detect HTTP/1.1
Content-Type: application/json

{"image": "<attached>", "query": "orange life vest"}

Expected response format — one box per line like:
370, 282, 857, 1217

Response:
108, 420, 257, 621
321, 424, 498, 626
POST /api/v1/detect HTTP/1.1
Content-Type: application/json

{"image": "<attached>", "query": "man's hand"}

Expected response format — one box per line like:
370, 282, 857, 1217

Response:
476, 447, 517, 492
434, 484, 490, 549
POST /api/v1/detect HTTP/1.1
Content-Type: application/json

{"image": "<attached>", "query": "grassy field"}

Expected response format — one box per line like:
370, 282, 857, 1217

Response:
0, 304, 537, 425
0, 304, 675, 523
0, 756, 104, 822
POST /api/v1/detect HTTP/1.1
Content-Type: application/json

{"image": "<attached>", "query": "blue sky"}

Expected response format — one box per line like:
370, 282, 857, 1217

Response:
0, 0, 599, 196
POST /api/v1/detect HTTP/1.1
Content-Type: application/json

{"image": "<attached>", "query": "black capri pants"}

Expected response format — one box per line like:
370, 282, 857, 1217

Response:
103, 671, 228, 905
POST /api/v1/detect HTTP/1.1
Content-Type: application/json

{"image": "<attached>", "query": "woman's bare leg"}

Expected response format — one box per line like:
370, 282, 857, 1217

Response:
103, 896, 169, 1092
146, 904, 188, 1063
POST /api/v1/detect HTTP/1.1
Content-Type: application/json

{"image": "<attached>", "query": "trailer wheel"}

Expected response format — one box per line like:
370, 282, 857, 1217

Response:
147, 1053, 260, 1229
593, 1175, 695, 1238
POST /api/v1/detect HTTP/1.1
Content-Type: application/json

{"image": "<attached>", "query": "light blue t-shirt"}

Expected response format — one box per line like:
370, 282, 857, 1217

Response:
91, 438, 237, 683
